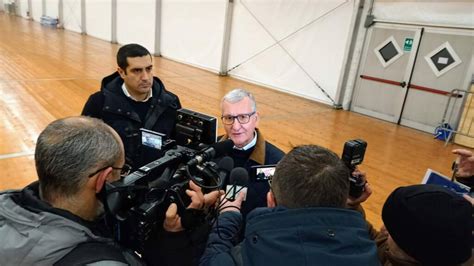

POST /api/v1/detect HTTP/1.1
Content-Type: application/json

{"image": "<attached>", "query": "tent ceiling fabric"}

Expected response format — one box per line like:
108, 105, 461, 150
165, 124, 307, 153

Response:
373, 0, 474, 27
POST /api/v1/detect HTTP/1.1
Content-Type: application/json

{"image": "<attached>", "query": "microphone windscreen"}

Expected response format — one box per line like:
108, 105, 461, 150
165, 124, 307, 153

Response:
213, 139, 234, 157
229, 167, 249, 187
218, 156, 234, 172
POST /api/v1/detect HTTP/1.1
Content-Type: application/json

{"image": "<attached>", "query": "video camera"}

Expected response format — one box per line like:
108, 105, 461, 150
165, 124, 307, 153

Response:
341, 139, 367, 198
102, 109, 229, 253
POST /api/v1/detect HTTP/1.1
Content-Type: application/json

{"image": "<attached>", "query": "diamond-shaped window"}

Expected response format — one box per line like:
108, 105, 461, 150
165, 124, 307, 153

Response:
380, 43, 399, 62
425, 42, 461, 77
374, 36, 403, 68
430, 48, 455, 71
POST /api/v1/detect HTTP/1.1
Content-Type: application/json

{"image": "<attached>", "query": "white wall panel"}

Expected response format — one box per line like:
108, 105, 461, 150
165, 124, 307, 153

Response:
86, 0, 112, 42
62, 0, 81, 33
45, 0, 58, 18
373, 1, 474, 27
228, 0, 354, 104
32, 0, 42, 21
161, 0, 227, 72
117, 0, 155, 54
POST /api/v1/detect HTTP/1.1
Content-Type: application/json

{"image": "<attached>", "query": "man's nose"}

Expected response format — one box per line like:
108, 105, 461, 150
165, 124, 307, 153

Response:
231, 119, 242, 130
140, 71, 150, 80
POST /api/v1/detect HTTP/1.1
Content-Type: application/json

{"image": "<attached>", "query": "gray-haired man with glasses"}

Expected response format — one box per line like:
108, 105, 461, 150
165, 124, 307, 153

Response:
219, 88, 284, 217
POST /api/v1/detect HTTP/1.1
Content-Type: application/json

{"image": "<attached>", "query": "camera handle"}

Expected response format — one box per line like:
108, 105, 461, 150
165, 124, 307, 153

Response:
349, 170, 366, 198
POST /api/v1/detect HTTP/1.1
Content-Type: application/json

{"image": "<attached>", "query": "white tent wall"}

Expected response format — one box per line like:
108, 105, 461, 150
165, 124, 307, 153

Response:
15, 0, 28, 18
62, 0, 81, 33
341, 0, 474, 109
227, 0, 356, 105
4, 0, 360, 106
116, 0, 155, 54
45, 0, 58, 18
160, 0, 227, 72
0, 0, 4, 11
8, 0, 471, 108
86, 0, 112, 42
31, 0, 42, 21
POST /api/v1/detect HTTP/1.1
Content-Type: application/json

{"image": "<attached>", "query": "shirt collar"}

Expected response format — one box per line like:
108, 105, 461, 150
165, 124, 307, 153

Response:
121, 83, 153, 102
234, 131, 257, 151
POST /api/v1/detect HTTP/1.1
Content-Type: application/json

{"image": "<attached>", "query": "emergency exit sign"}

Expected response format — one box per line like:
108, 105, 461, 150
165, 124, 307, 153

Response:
404, 38, 413, 51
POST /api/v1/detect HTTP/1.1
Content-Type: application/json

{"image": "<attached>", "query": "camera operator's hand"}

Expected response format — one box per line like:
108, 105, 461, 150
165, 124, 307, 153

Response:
463, 194, 474, 206
186, 181, 223, 210
347, 169, 372, 208
452, 149, 474, 177
219, 191, 246, 213
163, 203, 183, 232
186, 181, 206, 210
204, 190, 223, 209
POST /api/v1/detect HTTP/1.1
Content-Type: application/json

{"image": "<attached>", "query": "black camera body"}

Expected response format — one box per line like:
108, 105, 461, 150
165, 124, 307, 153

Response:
341, 139, 367, 198
175, 108, 217, 146
103, 109, 222, 254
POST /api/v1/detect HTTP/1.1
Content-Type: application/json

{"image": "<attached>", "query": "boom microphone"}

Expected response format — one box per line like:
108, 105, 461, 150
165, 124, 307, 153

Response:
187, 139, 234, 166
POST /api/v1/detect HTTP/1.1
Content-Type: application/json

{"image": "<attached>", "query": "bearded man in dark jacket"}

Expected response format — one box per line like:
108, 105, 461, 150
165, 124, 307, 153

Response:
82, 43, 181, 170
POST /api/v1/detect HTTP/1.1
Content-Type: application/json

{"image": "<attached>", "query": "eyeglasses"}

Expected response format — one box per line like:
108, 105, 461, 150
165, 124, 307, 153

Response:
221, 112, 256, 125
88, 164, 132, 178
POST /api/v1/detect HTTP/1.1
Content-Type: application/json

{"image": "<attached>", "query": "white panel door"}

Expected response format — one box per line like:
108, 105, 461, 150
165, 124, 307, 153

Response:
352, 24, 421, 123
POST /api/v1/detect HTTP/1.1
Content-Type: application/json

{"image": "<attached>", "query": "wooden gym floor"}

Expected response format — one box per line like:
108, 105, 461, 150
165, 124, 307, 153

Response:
0, 12, 465, 229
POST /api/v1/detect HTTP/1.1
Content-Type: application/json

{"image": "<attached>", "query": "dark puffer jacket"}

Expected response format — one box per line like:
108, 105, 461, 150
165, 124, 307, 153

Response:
200, 207, 380, 266
82, 72, 181, 170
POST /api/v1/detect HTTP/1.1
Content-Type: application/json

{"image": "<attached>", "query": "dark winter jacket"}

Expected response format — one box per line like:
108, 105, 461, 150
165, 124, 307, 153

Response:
220, 129, 285, 216
82, 72, 181, 170
200, 206, 380, 266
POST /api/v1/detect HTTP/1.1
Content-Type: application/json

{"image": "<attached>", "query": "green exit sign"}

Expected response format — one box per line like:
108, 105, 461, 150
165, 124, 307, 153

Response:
404, 38, 413, 52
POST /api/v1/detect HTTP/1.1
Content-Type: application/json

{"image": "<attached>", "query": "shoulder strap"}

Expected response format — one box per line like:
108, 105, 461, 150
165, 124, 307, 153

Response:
54, 241, 142, 266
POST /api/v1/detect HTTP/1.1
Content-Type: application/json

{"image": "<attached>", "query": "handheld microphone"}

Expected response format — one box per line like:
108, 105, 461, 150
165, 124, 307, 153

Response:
226, 167, 249, 201
187, 139, 234, 166
217, 156, 234, 189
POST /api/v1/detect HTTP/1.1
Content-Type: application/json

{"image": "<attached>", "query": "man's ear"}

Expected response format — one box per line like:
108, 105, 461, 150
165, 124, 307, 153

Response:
95, 167, 113, 193
267, 191, 276, 208
255, 111, 260, 127
117, 67, 126, 79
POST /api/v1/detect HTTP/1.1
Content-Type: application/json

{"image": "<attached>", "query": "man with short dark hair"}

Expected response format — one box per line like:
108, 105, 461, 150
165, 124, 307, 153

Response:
82, 43, 181, 170
200, 145, 379, 266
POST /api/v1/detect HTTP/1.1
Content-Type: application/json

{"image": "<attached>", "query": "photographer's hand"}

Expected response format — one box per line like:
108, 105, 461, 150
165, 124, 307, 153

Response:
452, 149, 474, 177
347, 169, 372, 208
